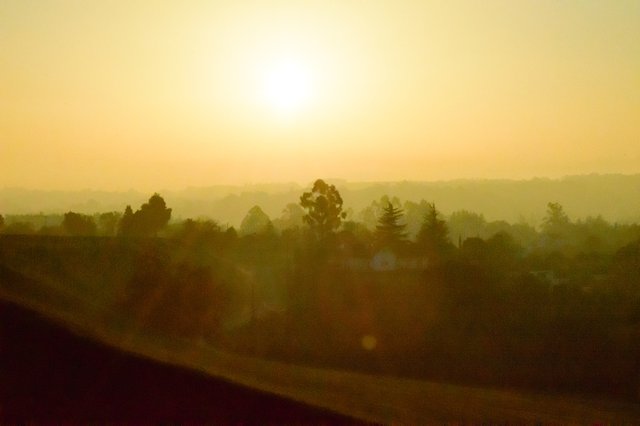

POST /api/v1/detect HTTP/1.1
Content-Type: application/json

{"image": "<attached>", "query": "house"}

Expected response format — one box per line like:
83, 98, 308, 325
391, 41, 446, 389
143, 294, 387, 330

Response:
370, 248, 396, 271
339, 247, 429, 272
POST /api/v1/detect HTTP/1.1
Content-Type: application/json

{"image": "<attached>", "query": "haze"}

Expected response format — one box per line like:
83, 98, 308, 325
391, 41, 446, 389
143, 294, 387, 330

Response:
2, 1, 639, 191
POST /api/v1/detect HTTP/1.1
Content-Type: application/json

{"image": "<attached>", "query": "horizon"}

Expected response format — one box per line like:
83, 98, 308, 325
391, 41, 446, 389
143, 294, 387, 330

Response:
3, 173, 640, 226
2, 171, 640, 194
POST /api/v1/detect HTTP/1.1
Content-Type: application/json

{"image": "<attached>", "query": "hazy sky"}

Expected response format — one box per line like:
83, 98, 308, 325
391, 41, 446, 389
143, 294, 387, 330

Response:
2, 0, 639, 190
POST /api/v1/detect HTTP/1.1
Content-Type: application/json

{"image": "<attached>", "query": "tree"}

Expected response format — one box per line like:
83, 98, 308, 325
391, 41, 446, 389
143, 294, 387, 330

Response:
176, 219, 224, 249
375, 202, 407, 248
542, 202, 571, 244
118, 205, 135, 236
300, 179, 346, 239
417, 202, 452, 258
118, 194, 172, 237
240, 205, 272, 235
62, 212, 97, 236
0, 214, 4, 231
448, 210, 487, 242
136, 193, 172, 236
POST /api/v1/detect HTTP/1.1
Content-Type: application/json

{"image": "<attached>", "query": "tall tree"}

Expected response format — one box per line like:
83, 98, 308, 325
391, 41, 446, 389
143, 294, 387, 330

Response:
136, 193, 172, 236
118, 205, 135, 236
417, 202, 452, 258
300, 179, 346, 239
542, 202, 571, 243
359, 195, 402, 230
375, 202, 407, 248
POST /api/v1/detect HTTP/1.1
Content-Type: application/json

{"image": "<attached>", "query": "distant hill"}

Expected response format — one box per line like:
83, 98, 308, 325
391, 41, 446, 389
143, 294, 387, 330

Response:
2, 174, 639, 226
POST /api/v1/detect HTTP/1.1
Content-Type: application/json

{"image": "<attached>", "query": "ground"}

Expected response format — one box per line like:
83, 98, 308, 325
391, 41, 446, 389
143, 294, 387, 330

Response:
0, 300, 362, 423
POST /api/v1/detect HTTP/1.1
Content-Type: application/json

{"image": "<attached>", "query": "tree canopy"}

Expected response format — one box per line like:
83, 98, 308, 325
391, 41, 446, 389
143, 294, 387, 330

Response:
62, 212, 97, 236
300, 179, 346, 239
118, 193, 172, 237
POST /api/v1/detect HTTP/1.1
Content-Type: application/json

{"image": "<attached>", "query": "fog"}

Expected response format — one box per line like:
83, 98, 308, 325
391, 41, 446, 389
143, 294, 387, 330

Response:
3, 174, 640, 226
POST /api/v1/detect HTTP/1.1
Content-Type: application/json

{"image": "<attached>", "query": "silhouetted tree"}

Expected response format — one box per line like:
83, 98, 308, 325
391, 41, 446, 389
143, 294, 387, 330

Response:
136, 193, 172, 236
300, 179, 346, 239
240, 205, 272, 235
359, 195, 402, 230
118, 194, 172, 237
0, 214, 4, 231
375, 202, 407, 248
180, 218, 222, 237
542, 202, 569, 232
174, 219, 224, 251
118, 205, 135, 236
542, 202, 572, 246
62, 212, 97, 236
417, 202, 452, 259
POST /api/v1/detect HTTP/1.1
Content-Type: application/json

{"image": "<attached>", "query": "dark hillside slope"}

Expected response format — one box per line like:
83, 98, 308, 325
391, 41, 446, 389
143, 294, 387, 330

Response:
0, 300, 362, 423
2, 236, 640, 423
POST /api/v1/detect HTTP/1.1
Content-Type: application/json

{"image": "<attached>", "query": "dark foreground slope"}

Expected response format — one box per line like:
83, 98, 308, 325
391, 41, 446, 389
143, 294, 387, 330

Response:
2, 238, 640, 423
0, 300, 362, 423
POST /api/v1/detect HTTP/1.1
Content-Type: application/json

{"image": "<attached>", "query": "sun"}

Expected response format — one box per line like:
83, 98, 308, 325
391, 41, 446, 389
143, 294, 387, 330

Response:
262, 59, 313, 116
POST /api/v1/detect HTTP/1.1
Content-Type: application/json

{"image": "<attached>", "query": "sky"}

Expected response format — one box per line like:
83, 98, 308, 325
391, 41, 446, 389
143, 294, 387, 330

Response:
1, 0, 639, 191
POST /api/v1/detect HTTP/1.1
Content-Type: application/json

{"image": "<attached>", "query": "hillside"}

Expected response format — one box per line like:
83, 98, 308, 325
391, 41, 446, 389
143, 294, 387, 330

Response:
0, 299, 359, 423
1, 236, 640, 422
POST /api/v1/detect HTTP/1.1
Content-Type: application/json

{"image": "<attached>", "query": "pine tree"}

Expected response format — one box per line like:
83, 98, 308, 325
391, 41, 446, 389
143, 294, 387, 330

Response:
118, 205, 135, 236
375, 202, 407, 248
417, 202, 451, 258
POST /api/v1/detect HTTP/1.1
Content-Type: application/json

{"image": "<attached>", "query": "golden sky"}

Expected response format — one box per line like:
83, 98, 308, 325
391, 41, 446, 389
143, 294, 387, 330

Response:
1, 0, 639, 190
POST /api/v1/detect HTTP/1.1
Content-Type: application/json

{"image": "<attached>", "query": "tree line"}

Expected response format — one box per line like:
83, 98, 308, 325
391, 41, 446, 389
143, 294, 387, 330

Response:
2, 180, 638, 260
2, 179, 640, 399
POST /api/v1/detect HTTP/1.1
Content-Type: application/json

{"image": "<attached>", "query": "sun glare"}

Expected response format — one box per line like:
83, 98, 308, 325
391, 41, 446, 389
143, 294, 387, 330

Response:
262, 60, 313, 116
